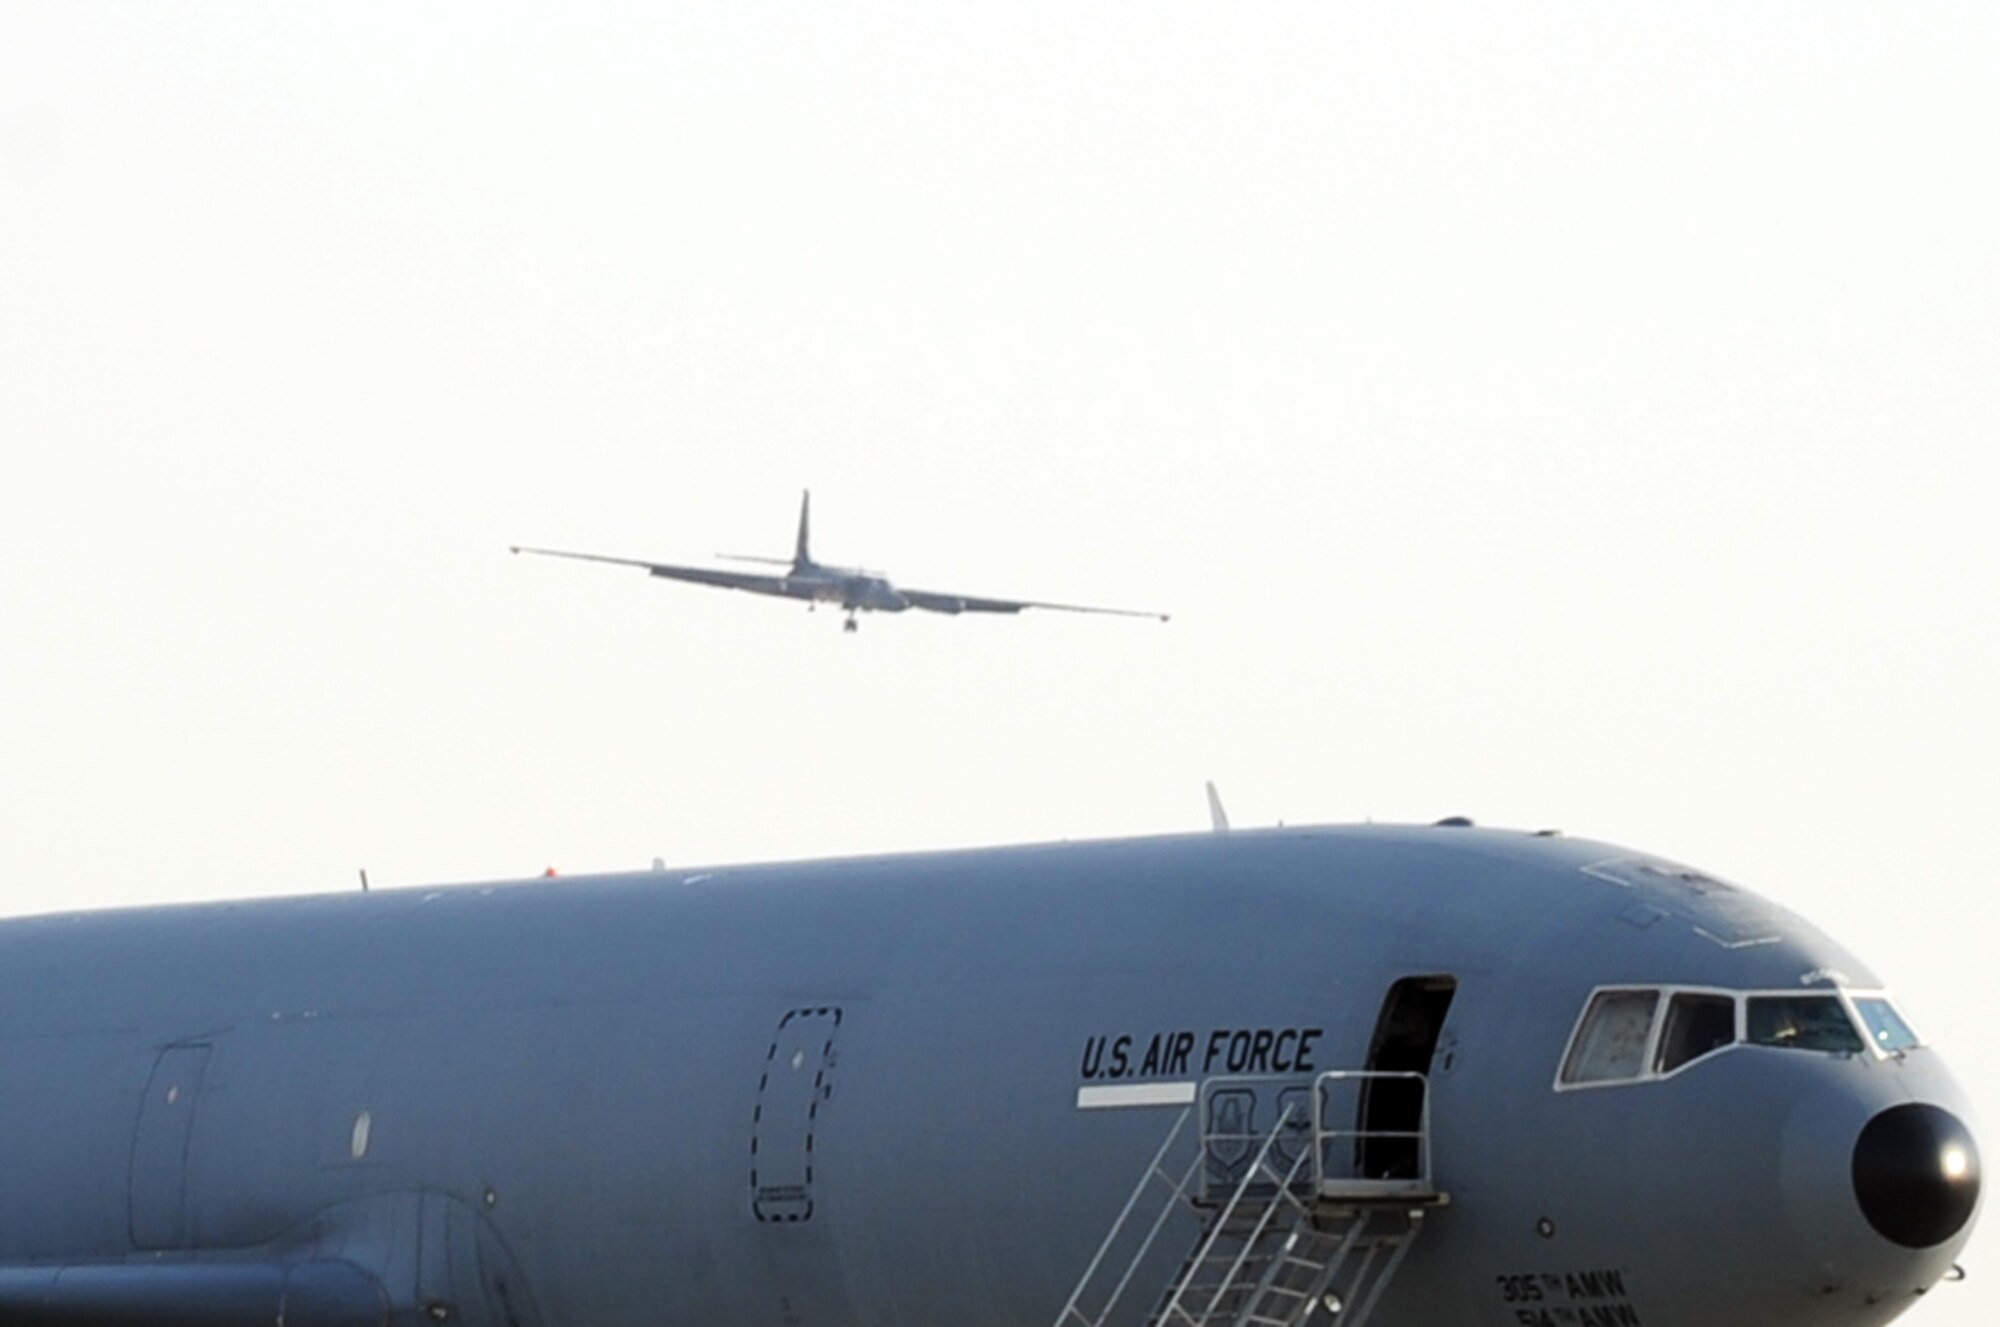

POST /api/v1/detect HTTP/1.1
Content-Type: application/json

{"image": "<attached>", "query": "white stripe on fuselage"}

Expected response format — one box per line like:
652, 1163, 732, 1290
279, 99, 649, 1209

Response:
1075, 1081, 1198, 1109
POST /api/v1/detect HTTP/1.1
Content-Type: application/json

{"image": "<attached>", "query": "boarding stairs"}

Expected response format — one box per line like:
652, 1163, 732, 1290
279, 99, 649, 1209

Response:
1055, 1073, 1445, 1327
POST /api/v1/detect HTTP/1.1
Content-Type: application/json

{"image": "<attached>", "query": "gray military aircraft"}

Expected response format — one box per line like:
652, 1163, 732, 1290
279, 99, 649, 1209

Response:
511, 491, 1169, 631
0, 823, 1978, 1327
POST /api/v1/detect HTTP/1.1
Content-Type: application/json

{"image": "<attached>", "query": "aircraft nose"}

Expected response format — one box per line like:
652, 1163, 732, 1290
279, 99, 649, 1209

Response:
1852, 1103, 1980, 1248
1781, 1071, 1979, 1310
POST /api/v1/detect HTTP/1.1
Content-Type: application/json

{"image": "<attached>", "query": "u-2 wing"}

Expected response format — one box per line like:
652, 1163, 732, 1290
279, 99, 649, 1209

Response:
510, 546, 812, 600
898, 586, 1169, 620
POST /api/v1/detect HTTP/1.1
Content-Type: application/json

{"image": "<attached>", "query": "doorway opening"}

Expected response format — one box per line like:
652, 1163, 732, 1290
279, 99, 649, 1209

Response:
1356, 976, 1456, 1179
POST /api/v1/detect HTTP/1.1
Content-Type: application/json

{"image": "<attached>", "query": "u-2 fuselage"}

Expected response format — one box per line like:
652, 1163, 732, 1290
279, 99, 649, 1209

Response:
785, 561, 911, 613
0, 826, 1977, 1327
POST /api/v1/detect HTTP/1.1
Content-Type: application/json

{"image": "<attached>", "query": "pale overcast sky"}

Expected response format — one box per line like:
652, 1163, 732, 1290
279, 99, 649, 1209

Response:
2, 4, 1994, 1317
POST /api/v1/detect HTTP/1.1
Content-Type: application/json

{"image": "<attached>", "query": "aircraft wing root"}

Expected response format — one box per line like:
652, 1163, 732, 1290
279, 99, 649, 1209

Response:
0, 1259, 391, 1327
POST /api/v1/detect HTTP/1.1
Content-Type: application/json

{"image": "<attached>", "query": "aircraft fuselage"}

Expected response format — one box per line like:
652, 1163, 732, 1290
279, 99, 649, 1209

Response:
786, 564, 912, 613
0, 827, 1977, 1327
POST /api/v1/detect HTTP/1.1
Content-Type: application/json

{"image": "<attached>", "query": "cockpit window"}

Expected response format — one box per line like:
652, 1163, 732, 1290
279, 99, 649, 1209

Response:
1558, 985, 1915, 1091
1655, 993, 1736, 1074
1745, 995, 1866, 1054
1853, 997, 1921, 1053
1561, 989, 1659, 1085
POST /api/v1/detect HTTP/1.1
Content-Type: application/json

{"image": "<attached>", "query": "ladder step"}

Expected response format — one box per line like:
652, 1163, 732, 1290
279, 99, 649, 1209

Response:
1084, 1092, 1441, 1327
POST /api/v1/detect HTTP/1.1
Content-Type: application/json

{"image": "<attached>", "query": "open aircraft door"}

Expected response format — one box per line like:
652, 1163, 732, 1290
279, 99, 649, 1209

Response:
1354, 976, 1456, 1181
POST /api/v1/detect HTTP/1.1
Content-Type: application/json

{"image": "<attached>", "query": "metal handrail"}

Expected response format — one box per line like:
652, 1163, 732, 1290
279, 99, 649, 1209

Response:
1157, 1102, 1308, 1327
1312, 1069, 1433, 1192
1195, 1069, 1435, 1195
1060, 1075, 1440, 1327
1194, 1074, 1315, 1199
1053, 1106, 1198, 1327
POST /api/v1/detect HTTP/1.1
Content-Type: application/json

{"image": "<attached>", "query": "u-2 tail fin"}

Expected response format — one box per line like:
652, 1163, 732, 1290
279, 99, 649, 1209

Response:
717, 491, 815, 568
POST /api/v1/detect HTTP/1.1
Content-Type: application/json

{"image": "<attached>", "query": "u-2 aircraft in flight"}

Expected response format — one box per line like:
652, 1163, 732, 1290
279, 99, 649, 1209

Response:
512, 490, 1169, 631
0, 820, 1978, 1327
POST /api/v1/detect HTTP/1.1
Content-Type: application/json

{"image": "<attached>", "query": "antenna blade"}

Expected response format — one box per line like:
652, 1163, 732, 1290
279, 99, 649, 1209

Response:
1206, 782, 1231, 833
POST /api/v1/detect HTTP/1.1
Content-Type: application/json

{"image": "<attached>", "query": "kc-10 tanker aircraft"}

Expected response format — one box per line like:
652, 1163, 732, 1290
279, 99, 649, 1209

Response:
0, 823, 1978, 1327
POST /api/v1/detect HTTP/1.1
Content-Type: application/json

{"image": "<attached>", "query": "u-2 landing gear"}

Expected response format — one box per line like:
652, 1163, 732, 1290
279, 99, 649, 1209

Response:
843, 609, 860, 633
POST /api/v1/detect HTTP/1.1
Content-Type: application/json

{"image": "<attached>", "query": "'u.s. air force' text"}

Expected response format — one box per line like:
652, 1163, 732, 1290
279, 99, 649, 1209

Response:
1079, 1028, 1324, 1081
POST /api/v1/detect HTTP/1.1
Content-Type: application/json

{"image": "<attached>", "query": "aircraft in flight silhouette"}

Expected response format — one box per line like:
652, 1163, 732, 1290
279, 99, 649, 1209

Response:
513, 491, 1169, 631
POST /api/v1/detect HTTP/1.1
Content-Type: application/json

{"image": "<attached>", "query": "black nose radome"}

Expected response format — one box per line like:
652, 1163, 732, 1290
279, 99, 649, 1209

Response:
1852, 1104, 1980, 1248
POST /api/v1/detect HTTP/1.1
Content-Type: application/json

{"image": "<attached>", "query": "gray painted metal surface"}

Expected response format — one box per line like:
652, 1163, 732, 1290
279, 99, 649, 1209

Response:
0, 824, 1978, 1327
